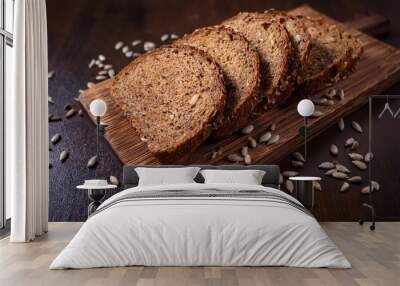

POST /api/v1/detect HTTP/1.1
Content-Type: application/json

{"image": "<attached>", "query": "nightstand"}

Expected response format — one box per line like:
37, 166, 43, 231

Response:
289, 176, 321, 210
77, 184, 117, 217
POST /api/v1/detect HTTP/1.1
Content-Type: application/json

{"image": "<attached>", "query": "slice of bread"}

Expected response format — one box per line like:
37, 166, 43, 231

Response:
222, 12, 292, 105
111, 45, 226, 162
174, 26, 261, 138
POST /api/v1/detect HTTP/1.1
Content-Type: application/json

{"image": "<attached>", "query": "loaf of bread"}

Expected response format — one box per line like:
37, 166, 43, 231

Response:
174, 26, 261, 138
111, 45, 226, 162
222, 12, 293, 105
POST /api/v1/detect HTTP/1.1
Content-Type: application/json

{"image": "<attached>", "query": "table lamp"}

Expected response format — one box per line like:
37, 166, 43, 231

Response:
297, 99, 315, 161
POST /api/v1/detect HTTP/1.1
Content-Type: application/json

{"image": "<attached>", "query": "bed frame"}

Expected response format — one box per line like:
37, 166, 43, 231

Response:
122, 165, 281, 189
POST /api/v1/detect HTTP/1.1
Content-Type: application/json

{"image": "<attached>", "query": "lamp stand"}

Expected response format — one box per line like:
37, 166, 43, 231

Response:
298, 117, 309, 162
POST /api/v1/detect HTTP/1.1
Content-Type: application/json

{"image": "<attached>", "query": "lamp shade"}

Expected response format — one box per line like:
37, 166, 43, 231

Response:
90, 99, 107, 117
297, 99, 315, 117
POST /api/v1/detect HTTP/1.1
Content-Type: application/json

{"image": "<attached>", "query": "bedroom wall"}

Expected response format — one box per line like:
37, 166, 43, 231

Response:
46, 0, 400, 222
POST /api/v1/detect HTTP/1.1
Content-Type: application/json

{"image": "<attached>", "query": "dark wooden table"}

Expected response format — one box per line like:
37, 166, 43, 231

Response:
47, 0, 400, 221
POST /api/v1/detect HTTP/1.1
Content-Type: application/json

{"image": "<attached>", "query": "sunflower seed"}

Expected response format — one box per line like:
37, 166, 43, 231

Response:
79, 89, 84, 94
49, 115, 61, 122
104, 64, 113, 70
332, 171, 349, 179
268, 134, 280, 144
338, 118, 344, 132
311, 111, 324, 118
98, 70, 108, 75
325, 169, 336, 176
345, 137, 355, 147
361, 186, 370, 194
337, 89, 345, 100
133, 52, 141, 58
244, 154, 252, 165
78, 109, 84, 117
348, 153, 364, 161
285, 180, 294, 193
98, 54, 106, 61
292, 152, 305, 162
351, 121, 363, 133
241, 146, 249, 157
313, 97, 328, 105
371, 181, 380, 191
125, 51, 133, 58
348, 176, 362, 183
115, 41, 124, 50
263, 104, 268, 111
352, 160, 367, 170
313, 181, 322, 191
340, 182, 350, 192
351, 141, 359, 150
87, 82, 94, 88
330, 144, 339, 156
97, 61, 104, 68
60, 150, 69, 163
170, 34, 179, 39
73, 97, 80, 102
96, 75, 106, 81
210, 151, 218, 159
282, 171, 299, 177
51, 133, 61, 144
48, 96, 55, 104
241, 124, 254, 135
248, 136, 257, 148
226, 154, 243, 162
217, 147, 223, 155
161, 34, 169, 41
108, 69, 115, 78
270, 123, 276, 131
259, 131, 272, 143
144, 41, 156, 51
48, 70, 55, 79
122, 46, 130, 53
364, 152, 373, 163
319, 162, 335, 170
110, 175, 119, 186
88, 59, 96, 68
336, 164, 351, 174
87, 155, 98, 168
132, 40, 142, 47
325, 88, 337, 99
65, 109, 77, 119
292, 160, 304, 168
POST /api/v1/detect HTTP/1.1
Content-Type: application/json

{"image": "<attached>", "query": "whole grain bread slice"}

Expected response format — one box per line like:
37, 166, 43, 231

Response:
174, 26, 261, 138
111, 45, 226, 162
222, 12, 293, 105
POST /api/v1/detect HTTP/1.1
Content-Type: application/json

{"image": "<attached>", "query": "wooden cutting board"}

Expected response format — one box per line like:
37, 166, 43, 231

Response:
79, 5, 400, 165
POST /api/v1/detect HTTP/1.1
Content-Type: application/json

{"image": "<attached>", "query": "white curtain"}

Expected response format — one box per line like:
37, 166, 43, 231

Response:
7, 0, 49, 242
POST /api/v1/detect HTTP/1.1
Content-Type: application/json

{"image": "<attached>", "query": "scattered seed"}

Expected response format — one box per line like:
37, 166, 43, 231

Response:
73, 97, 80, 102
110, 175, 119, 186
372, 181, 380, 191
248, 136, 257, 148
268, 134, 280, 144
210, 151, 218, 159
48, 70, 55, 79
98, 54, 106, 62
88, 59, 96, 69
319, 162, 335, 170
133, 52, 141, 58
361, 186, 370, 194
170, 34, 179, 39
79, 89, 84, 94
348, 176, 362, 183
351, 141, 359, 150
87, 155, 98, 168
364, 152, 373, 163
340, 182, 350, 192
241, 146, 249, 157
345, 137, 355, 147
115, 41, 124, 50
104, 64, 113, 70
330, 144, 339, 156
311, 111, 324, 118
132, 40, 142, 46
325, 169, 336, 176
217, 147, 223, 155
336, 164, 351, 174
282, 171, 299, 177
338, 118, 344, 132
292, 160, 304, 168
313, 97, 328, 105
65, 109, 77, 119
98, 70, 108, 75
64, 104, 72, 111
351, 121, 363, 133
87, 82, 95, 88
325, 88, 337, 99
263, 104, 268, 111
97, 61, 104, 68
48, 96, 55, 104
226, 154, 243, 162
96, 75, 106, 81
122, 46, 130, 53
332, 171, 349, 179
51, 133, 61, 144
125, 51, 133, 58
348, 153, 364, 161
337, 89, 345, 100
60, 150, 69, 163
161, 34, 169, 41
244, 154, 252, 165
313, 181, 322, 191
144, 41, 156, 51
259, 131, 272, 143
108, 69, 115, 78
292, 152, 305, 162
49, 116, 61, 122
352, 160, 367, 170
78, 109, 84, 117
270, 123, 276, 131
285, 180, 294, 193
241, 124, 254, 135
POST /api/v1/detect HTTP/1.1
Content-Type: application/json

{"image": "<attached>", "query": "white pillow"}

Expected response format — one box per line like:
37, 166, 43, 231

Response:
135, 167, 200, 186
200, 169, 266, 185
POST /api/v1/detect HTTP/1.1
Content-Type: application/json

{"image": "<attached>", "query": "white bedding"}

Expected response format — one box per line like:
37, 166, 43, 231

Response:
50, 183, 351, 269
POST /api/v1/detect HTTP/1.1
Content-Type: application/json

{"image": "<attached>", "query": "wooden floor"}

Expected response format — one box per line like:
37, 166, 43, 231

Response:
0, 222, 399, 286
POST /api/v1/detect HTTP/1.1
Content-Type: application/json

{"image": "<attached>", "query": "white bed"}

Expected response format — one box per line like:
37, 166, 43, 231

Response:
50, 181, 350, 269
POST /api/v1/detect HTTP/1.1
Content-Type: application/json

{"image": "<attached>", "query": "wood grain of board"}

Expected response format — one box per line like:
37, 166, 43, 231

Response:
79, 5, 400, 165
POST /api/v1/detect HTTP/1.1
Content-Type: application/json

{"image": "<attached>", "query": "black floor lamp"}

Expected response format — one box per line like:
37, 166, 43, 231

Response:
89, 99, 107, 163
297, 99, 315, 161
